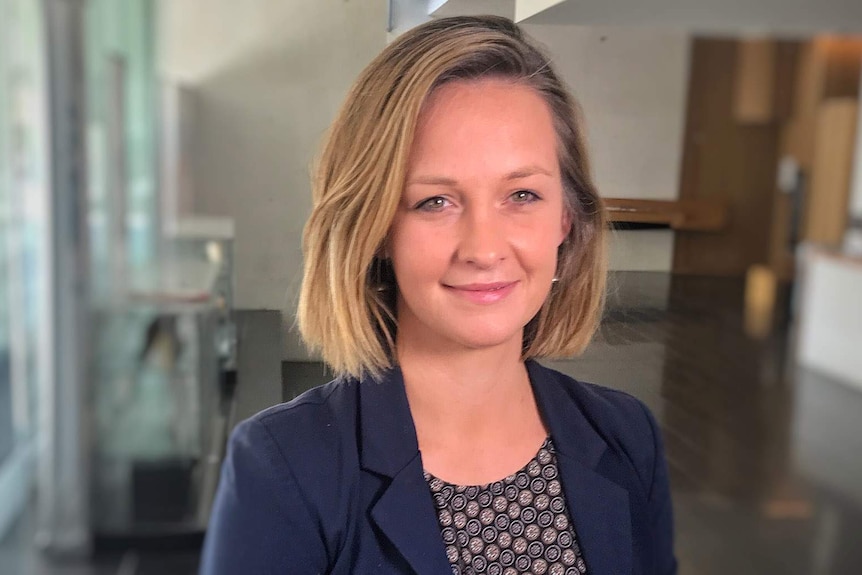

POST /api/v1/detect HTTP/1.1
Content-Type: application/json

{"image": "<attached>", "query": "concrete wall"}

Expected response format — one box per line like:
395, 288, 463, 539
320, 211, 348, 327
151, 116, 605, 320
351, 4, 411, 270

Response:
158, 0, 387, 358
522, 24, 691, 270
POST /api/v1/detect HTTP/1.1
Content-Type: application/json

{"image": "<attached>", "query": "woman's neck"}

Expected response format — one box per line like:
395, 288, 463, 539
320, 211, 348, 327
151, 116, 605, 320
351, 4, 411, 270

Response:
396, 335, 548, 484
397, 327, 526, 409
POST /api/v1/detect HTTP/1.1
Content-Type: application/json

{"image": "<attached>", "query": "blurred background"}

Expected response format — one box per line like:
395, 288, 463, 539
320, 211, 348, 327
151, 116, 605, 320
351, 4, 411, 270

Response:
1, 0, 861, 573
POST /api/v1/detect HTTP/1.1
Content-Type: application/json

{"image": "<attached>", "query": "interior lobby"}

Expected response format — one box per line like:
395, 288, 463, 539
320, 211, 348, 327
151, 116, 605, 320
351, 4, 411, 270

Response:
2, 1, 862, 573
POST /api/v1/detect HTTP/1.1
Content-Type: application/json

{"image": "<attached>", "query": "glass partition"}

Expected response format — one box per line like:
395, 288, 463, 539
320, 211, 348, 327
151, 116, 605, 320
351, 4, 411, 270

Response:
0, 0, 51, 541
0, 12, 12, 504
85, 0, 159, 298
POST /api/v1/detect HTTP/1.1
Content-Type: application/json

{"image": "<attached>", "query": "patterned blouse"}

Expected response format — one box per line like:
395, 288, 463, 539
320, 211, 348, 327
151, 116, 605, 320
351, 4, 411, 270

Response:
424, 437, 589, 575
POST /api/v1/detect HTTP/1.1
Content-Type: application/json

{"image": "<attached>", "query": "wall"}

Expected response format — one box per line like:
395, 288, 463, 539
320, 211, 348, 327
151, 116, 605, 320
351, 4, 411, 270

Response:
159, 3, 691, 355
797, 249, 862, 391
515, 0, 564, 21
517, 0, 862, 35
388, 0, 430, 39
522, 24, 691, 270
430, 0, 515, 19
158, 0, 387, 359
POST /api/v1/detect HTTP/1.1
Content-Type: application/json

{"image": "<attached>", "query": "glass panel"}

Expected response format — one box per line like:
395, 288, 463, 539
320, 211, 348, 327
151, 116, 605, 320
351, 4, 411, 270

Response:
85, 0, 158, 298
0, 0, 12, 465
0, 0, 49, 539
0, 21, 12, 470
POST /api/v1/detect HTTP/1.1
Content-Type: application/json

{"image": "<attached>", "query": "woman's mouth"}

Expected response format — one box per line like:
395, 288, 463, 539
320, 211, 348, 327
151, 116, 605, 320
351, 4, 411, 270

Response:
443, 282, 518, 304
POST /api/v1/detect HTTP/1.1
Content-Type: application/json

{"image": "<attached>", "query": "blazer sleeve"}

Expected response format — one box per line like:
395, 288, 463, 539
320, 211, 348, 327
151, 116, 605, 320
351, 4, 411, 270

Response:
640, 402, 678, 575
200, 417, 329, 575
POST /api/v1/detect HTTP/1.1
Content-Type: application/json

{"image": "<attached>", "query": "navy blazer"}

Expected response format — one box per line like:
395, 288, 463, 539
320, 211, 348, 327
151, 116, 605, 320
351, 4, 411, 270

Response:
201, 361, 677, 574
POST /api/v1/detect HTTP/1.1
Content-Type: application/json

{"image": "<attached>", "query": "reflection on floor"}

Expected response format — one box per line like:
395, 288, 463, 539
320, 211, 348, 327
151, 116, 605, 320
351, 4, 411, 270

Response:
543, 272, 862, 575
283, 271, 862, 574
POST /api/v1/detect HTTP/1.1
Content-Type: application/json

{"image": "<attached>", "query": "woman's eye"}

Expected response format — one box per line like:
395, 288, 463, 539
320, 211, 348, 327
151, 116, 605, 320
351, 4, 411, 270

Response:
415, 196, 450, 211
511, 190, 540, 203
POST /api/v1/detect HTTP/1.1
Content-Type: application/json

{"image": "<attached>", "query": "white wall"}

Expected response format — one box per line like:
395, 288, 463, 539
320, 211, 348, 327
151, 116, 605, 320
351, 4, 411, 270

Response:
522, 24, 691, 270
515, 0, 565, 22
389, 0, 431, 39
159, 0, 387, 359
797, 249, 862, 391
430, 0, 515, 19
158, 3, 691, 359
517, 0, 862, 35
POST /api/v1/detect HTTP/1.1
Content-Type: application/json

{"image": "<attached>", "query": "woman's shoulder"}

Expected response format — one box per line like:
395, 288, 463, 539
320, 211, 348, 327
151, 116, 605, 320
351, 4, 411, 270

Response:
251, 376, 358, 423
531, 361, 655, 428
205, 378, 362, 572
530, 361, 662, 484
229, 378, 358, 481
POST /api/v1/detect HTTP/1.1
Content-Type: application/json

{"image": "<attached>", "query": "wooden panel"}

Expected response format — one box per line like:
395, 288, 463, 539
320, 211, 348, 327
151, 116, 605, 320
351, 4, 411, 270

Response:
767, 191, 796, 281
734, 39, 776, 124
768, 42, 821, 279
674, 38, 783, 277
768, 38, 862, 279
772, 42, 801, 121
817, 37, 862, 99
604, 198, 728, 231
779, 38, 862, 170
803, 99, 859, 246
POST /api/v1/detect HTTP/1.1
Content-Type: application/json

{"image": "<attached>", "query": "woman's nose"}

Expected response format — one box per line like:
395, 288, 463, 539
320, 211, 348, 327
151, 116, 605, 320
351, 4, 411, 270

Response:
455, 207, 507, 268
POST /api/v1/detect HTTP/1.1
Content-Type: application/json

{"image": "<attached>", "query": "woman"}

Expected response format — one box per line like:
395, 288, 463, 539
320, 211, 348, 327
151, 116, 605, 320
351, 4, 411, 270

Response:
201, 15, 676, 575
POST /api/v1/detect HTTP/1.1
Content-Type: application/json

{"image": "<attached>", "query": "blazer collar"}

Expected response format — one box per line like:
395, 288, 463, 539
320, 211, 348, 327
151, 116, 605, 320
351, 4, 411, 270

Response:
526, 360, 609, 467
357, 366, 420, 477
358, 367, 453, 574
527, 360, 633, 575
357, 361, 633, 575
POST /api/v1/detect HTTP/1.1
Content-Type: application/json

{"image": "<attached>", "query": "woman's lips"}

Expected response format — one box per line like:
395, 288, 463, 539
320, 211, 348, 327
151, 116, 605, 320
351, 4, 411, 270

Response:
444, 281, 518, 304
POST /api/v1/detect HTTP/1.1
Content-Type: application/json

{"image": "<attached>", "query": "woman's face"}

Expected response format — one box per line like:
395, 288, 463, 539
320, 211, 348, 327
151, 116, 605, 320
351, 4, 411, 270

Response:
388, 78, 570, 355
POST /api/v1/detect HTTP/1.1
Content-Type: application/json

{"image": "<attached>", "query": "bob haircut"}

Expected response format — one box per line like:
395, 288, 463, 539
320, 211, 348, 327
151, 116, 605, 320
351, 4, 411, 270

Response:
298, 15, 607, 378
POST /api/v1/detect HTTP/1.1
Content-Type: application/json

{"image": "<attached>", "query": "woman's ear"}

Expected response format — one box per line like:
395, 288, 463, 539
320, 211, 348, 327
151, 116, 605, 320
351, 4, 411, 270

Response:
559, 210, 573, 247
376, 241, 390, 261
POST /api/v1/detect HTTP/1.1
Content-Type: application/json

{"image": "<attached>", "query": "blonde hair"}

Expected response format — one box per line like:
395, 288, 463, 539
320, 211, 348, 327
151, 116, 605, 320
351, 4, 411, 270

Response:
298, 16, 606, 378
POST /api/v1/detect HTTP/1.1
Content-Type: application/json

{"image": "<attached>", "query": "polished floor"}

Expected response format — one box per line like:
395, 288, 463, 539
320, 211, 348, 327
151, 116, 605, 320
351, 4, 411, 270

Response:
542, 273, 862, 575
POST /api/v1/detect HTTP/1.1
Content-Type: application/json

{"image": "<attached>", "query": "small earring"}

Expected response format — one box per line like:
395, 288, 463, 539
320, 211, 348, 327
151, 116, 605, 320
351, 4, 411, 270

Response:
371, 257, 392, 293
551, 277, 560, 284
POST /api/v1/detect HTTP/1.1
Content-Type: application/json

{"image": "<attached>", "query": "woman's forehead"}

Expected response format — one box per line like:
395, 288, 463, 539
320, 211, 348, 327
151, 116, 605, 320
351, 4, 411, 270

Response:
408, 79, 560, 180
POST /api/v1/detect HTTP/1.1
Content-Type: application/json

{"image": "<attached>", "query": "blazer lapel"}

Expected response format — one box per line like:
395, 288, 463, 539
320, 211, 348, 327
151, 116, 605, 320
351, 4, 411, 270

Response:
358, 368, 452, 575
554, 451, 633, 574
356, 362, 634, 574
528, 361, 634, 575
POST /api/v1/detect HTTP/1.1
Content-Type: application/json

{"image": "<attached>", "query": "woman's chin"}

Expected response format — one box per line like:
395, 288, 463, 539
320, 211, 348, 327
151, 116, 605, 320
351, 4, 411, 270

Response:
446, 326, 525, 353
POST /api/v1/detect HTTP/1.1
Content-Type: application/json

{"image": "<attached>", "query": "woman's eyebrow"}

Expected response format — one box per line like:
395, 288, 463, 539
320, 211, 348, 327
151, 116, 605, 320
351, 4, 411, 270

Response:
407, 166, 553, 187
406, 175, 459, 187
503, 166, 553, 180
